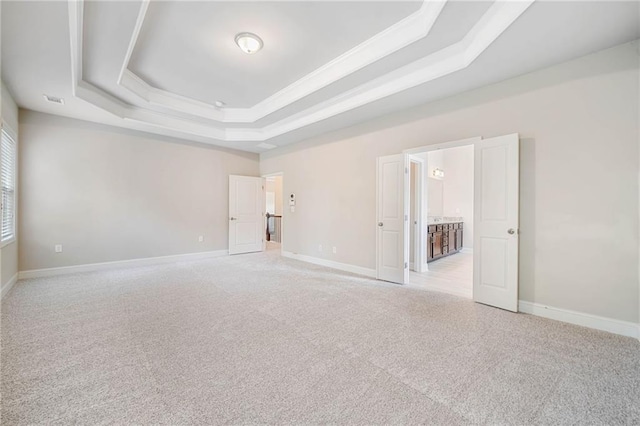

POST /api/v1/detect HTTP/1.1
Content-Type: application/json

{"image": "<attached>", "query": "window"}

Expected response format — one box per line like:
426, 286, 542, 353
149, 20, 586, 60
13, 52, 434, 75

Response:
1, 126, 16, 244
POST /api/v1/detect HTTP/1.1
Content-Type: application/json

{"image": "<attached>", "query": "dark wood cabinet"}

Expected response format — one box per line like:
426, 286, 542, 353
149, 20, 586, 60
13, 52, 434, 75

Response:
448, 228, 455, 252
427, 222, 463, 263
431, 232, 443, 257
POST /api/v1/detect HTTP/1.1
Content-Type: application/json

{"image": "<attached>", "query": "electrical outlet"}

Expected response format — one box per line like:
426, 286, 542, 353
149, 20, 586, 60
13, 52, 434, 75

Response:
318, 244, 323, 252
332, 246, 337, 254
198, 235, 204, 242
54, 244, 63, 253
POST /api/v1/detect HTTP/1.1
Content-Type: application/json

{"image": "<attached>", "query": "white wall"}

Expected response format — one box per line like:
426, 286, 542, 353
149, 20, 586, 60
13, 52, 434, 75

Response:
261, 41, 640, 324
427, 178, 443, 217
1, 81, 19, 290
426, 150, 445, 217
442, 145, 474, 248
18, 111, 260, 271
265, 176, 283, 215
426, 150, 444, 181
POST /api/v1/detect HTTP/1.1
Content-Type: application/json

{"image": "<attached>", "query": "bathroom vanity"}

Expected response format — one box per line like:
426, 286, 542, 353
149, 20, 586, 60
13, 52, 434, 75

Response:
427, 221, 463, 262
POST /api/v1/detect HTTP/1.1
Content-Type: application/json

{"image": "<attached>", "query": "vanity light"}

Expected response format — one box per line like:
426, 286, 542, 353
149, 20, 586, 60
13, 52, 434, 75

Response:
433, 168, 445, 178
235, 32, 263, 54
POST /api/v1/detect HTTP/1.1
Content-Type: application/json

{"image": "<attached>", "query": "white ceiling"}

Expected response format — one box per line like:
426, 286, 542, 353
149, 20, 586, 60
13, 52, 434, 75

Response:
129, 1, 421, 108
2, 1, 639, 154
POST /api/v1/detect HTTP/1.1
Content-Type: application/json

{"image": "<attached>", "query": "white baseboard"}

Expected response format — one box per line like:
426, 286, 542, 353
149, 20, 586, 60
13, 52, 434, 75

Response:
460, 248, 474, 254
282, 251, 376, 278
18, 250, 229, 279
519, 300, 639, 340
1, 273, 18, 299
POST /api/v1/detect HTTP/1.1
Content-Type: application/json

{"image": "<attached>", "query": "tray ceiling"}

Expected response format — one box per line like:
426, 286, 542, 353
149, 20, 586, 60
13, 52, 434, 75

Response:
128, 1, 421, 108
2, 1, 639, 153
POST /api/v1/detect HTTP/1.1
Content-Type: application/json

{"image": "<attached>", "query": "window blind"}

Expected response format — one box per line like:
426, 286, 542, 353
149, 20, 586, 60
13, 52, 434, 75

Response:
1, 128, 16, 243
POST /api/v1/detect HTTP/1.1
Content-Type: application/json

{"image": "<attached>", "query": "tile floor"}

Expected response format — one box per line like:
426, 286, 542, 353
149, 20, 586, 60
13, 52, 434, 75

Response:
410, 251, 473, 298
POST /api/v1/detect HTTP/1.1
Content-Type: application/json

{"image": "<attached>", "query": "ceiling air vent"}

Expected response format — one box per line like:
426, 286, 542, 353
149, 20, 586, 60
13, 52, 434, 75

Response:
43, 95, 64, 105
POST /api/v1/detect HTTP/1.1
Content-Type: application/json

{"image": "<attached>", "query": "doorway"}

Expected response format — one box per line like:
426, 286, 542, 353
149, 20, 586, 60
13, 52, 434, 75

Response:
410, 146, 474, 299
376, 134, 520, 312
264, 173, 283, 253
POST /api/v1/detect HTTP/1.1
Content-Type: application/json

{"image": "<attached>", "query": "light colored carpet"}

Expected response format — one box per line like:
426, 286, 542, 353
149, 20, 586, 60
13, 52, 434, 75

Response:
2, 249, 639, 425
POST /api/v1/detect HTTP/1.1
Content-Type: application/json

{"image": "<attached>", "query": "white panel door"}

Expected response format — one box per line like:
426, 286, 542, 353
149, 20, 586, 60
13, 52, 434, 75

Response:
473, 134, 520, 311
376, 154, 409, 284
229, 175, 264, 255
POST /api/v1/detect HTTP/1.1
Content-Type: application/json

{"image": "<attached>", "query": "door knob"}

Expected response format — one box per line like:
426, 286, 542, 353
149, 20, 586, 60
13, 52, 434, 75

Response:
230, 217, 237, 221
507, 228, 515, 234
378, 222, 383, 227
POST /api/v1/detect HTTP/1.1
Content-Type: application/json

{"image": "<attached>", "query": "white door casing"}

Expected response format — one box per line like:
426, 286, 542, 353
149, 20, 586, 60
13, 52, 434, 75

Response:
229, 175, 264, 255
376, 154, 409, 284
473, 134, 520, 312
409, 155, 426, 273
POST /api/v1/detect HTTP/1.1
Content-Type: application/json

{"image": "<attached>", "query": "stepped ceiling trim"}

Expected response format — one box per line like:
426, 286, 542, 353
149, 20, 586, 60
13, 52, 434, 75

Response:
116, 0, 446, 123
68, 0, 535, 147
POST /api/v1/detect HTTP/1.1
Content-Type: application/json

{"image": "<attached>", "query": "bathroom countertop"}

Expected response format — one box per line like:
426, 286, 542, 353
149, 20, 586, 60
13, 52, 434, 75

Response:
427, 216, 464, 225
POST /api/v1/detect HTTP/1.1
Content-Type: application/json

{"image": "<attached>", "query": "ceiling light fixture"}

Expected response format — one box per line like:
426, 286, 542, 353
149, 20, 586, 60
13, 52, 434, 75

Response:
214, 100, 226, 108
235, 32, 263, 54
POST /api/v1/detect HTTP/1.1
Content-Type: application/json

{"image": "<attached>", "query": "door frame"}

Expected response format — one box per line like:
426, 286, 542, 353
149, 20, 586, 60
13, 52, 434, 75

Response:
404, 137, 482, 156
402, 137, 481, 297
262, 172, 284, 254
408, 155, 426, 273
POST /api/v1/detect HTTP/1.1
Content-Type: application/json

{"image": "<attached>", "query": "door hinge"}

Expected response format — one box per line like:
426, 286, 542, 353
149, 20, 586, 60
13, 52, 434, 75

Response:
404, 262, 408, 269
405, 215, 408, 221
405, 167, 408, 174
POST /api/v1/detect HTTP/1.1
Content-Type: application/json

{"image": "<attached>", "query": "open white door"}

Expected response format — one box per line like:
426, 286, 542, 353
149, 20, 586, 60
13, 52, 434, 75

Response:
229, 175, 264, 255
473, 134, 520, 311
376, 154, 409, 284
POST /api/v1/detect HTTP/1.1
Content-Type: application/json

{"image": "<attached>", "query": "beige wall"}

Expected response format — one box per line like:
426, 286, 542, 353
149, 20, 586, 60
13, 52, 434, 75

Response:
18, 111, 259, 271
1, 81, 19, 288
261, 41, 640, 323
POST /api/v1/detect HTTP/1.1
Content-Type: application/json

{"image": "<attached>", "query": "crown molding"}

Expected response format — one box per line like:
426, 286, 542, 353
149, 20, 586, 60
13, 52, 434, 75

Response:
68, 0, 83, 94
117, 0, 150, 85
68, 0, 535, 147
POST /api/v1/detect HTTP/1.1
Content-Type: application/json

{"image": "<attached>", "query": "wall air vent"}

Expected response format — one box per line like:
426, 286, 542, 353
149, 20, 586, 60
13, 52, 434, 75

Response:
43, 95, 64, 105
